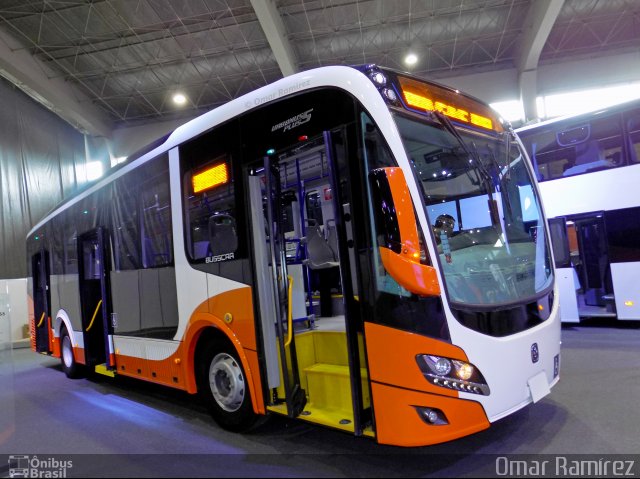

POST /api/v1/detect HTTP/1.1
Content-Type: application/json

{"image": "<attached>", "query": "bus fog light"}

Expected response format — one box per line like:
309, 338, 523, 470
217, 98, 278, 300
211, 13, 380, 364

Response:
453, 360, 474, 381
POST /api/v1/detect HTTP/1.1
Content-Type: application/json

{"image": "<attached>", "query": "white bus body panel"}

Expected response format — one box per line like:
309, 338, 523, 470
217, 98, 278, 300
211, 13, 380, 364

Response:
556, 267, 580, 323
538, 164, 640, 218
611, 262, 640, 320
445, 286, 561, 422
113, 336, 180, 360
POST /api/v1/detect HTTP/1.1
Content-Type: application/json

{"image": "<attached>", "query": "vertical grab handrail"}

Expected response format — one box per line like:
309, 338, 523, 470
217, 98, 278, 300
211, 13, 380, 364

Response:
85, 299, 103, 332
285, 275, 294, 347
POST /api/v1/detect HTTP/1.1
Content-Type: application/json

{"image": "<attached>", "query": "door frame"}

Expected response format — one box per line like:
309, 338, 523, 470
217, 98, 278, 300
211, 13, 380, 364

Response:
31, 249, 51, 353
77, 227, 114, 369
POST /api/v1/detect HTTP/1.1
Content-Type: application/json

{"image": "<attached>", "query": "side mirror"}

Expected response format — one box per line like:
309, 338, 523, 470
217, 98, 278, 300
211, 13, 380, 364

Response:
369, 168, 440, 297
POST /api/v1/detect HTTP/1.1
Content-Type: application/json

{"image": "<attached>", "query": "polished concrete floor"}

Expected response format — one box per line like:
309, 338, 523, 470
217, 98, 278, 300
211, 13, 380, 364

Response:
1, 323, 639, 477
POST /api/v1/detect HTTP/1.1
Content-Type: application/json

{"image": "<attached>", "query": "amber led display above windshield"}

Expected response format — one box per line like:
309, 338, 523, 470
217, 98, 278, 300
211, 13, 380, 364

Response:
397, 75, 504, 133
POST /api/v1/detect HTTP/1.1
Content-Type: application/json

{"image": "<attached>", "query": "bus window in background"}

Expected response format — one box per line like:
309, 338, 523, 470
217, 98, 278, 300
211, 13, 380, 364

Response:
625, 109, 640, 164
522, 112, 623, 181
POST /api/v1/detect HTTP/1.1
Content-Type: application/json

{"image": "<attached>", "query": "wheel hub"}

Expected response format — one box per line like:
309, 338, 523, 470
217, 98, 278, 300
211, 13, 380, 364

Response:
209, 353, 245, 412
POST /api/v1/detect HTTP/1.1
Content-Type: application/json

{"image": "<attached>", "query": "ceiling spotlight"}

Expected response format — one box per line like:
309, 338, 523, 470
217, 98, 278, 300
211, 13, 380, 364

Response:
173, 93, 187, 105
405, 53, 418, 66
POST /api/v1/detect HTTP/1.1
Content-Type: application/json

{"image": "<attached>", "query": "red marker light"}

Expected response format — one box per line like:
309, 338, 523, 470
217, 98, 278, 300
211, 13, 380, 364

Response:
298, 135, 308, 142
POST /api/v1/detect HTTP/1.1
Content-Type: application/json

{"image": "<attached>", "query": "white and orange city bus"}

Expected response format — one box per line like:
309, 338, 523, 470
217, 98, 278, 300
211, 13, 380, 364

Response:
27, 65, 560, 447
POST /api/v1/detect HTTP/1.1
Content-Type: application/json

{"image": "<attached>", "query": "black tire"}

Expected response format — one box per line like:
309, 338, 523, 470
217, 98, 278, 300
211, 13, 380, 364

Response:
198, 339, 259, 432
60, 326, 83, 379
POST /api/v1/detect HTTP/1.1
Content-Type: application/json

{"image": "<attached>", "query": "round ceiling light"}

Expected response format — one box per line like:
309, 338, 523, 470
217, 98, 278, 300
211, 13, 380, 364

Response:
404, 53, 418, 66
173, 93, 187, 105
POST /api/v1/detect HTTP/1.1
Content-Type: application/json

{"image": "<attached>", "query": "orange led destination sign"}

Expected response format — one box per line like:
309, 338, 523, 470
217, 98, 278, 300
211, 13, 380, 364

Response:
193, 163, 229, 193
398, 76, 503, 132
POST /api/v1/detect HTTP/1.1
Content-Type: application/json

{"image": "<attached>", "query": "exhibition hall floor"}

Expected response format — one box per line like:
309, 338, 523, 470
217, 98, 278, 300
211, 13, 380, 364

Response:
1, 324, 638, 477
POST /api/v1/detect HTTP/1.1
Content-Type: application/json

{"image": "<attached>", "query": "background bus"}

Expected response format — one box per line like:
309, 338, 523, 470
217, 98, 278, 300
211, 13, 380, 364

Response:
517, 98, 640, 322
27, 65, 560, 447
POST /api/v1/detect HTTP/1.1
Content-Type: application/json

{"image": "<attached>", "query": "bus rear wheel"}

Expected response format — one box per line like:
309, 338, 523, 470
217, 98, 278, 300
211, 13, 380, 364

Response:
199, 340, 259, 432
60, 326, 83, 379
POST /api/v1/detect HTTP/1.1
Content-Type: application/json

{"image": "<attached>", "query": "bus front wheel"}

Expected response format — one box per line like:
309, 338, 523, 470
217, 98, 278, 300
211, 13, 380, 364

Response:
198, 339, 259, 432
60, 326, 83, 379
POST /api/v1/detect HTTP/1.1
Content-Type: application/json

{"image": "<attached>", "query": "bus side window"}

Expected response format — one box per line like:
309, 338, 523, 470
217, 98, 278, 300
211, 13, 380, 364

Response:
566, 114, 623, 176
184, 155, 238, 261
625, 111, 640, 164
140, 168, 173, 268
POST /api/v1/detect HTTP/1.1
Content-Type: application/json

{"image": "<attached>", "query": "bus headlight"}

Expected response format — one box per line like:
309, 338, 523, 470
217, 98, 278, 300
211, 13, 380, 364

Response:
433, 357, 452, 376
417, 354, 490, 396
452, 360, 473, 380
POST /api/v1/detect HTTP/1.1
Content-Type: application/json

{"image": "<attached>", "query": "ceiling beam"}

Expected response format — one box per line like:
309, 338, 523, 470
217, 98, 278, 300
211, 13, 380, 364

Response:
517, 0, 564, 121
0, 27, 112, 137
249, 0, 297, 77
517, 0, 565, 72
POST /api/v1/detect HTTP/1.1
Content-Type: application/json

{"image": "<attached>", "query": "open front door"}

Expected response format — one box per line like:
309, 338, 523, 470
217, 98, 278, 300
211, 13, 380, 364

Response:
78, 228, 114, 369
252, 157, 307, 417
32, 250, 51, 353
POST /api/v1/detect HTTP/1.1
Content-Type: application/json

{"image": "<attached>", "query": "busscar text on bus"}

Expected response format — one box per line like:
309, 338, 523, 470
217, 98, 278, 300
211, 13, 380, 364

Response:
27, 65, 561, 447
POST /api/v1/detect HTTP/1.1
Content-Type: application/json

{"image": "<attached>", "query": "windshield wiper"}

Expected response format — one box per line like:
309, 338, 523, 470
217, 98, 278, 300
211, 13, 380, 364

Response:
430, 110, 506, 229
430, 110, 494, 197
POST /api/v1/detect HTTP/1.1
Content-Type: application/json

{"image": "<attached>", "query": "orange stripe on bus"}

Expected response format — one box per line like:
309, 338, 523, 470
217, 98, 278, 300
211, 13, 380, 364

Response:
385, 167, 420, 259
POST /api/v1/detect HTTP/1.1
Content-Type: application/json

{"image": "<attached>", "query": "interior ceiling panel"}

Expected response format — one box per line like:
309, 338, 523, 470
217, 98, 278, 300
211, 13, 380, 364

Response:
0, 0, 636, 129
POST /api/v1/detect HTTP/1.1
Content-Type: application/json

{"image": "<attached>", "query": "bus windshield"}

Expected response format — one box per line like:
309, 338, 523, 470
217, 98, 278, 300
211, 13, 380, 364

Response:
395, 113, 553, 307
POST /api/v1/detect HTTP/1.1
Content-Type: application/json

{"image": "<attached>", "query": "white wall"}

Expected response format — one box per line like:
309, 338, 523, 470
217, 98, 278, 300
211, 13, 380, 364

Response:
0, 278, 29, 343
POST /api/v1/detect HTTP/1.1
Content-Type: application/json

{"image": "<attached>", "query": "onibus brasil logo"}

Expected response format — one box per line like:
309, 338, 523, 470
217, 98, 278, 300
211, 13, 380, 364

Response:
8, 455, 73, 478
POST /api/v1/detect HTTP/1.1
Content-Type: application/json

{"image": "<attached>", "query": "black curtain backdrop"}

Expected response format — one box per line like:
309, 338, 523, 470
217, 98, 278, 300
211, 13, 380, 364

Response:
0, 76, 89, 279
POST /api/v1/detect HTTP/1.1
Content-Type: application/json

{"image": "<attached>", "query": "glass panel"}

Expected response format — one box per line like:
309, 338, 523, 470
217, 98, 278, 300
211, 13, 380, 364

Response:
625, 109, 640, 164
111, 177, 140, 271
184, 154, 238, 261
522, 112, 624, 181
360, 112, 449, 340
396, 113, 553, 307
548, 217, 570, 268
141, 168, 173, 268
605, 207, 640, 263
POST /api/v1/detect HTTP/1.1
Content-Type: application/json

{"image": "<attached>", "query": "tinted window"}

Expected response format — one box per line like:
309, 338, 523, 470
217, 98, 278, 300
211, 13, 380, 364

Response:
605, 207, 640, 263
625, 108, 640, 164
140, 163, 173, 267
110, 155, 172, 271
548, 217, 571, 268
111, 175, 140, 271
181, 121, 243, 263
522, 112, 624, 181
